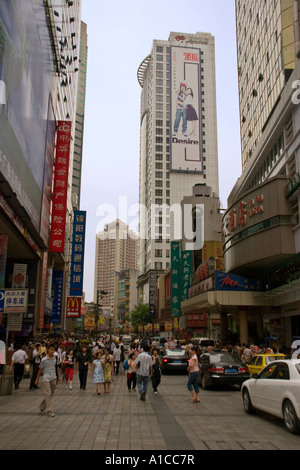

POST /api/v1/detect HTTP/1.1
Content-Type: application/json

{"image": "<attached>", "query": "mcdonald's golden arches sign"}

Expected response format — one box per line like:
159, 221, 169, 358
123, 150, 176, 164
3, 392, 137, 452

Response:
66, 296, 81, 318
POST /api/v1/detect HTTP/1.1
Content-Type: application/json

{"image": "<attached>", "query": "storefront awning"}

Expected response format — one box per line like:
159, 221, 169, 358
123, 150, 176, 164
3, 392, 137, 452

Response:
181, 278, 300, 314
181, 290, 271, 314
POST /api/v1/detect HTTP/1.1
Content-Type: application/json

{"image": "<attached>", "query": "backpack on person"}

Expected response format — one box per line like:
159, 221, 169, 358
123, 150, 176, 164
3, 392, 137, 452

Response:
123, 359, 129, 370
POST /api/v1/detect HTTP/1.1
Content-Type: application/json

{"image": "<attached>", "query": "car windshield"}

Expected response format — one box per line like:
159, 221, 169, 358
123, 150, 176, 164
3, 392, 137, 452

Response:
165, 349, 186, 357
208, 353, 242, 364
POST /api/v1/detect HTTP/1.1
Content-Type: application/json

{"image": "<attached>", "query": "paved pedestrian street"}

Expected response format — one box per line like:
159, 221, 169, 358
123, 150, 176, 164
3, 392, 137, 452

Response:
1, 372, 300, 453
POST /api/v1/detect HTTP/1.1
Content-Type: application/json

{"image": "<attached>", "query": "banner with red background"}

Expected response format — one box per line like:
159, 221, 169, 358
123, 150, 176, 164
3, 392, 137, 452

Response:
49, 121, 71, 252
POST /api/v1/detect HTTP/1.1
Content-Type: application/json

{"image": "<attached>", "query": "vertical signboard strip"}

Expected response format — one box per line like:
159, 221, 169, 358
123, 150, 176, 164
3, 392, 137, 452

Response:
171, 241, 181, 318
39, 252, 48, 328
149, 273, 156, 318
70, 210, 86, 296
181, 250, 193, 301
51, 270, 64, 324
49, 121, 72, 253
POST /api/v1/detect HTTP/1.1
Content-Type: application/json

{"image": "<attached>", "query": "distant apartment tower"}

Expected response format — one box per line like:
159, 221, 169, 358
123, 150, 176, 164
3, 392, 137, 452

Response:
235, 0, 299, 170
117, 269, 138, 327
72, 21, 88, 209
94, 220, 138, 316
137, 31, 219, 301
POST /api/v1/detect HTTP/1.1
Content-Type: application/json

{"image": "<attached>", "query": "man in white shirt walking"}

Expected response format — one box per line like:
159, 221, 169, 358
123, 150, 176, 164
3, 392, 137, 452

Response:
113, 344, 122, 376
135, 345, 153, 401
11, 344, 28, 389
35, 345, 60, 417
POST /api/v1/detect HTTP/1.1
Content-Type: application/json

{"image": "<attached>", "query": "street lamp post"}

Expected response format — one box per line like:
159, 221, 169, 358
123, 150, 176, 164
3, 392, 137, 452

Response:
95, 290, 108, 337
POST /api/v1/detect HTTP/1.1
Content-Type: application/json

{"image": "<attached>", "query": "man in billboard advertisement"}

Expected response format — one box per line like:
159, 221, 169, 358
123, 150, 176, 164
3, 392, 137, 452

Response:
170, 46, 203, 173
0, 0, 53, 233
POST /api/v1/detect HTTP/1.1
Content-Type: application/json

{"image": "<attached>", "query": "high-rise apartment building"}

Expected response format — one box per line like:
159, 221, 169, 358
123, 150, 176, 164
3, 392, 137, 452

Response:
72, 21, 88, 210
94, 220, 138, 323
137, 31, 219, 302
220, 0, 300, 346
0, 0, 84, 340
236, 0, 298, 169
117, 269, 138, 330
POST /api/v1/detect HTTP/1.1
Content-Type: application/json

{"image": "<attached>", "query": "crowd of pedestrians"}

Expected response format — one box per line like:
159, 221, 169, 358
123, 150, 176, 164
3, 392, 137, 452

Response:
6, 334, 168, 416
8, 334, 285, 417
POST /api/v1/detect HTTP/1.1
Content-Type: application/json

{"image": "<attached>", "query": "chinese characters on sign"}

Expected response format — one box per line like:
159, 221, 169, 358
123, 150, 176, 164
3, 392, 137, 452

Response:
51, 270, 64, 324
149, 273, 156, 317
171, 241, 181, 318
4, 290, 28, 313
186, 314, 207, 328
49, 121, 72, 252
223, 193, 264, 236
183, 52, 199, 62
70, 210, 86, 296
181, 251, 193, 300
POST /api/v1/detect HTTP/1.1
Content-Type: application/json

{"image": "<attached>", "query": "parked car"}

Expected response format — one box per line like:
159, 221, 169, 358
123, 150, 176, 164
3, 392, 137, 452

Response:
161, 348, 189, 374
199, 352, 249, 389
242, 359, 300, 434
191, 337, 215, 351
247, 353, 286, 375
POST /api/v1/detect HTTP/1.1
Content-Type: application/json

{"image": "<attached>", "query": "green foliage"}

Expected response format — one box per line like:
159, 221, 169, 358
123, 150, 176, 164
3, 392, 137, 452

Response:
129, 303, 151, 330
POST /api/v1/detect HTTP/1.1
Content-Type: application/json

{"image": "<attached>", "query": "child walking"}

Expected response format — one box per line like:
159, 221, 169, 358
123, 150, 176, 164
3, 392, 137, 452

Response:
92, 350, 104, 395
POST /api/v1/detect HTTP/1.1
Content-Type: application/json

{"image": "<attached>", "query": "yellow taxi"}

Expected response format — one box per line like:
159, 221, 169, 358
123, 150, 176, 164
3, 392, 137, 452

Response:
247, 354, 286, 375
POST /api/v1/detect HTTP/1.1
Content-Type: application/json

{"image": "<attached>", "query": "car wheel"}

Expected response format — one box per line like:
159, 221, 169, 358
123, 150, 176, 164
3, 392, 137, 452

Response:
242, 388, 255, 414
283, 400, 300, 434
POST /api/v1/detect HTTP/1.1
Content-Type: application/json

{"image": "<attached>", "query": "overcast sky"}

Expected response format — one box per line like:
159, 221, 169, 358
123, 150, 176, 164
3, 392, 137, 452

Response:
80, 0, 242, 302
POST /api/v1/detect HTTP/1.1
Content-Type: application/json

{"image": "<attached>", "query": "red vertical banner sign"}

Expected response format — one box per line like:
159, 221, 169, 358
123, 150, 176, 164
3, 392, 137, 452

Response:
49, 121, 72, 253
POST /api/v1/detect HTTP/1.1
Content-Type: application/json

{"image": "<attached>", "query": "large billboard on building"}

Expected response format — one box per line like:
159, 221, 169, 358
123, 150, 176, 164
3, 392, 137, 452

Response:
170, 46, 203, 173
0, 1, 54, 233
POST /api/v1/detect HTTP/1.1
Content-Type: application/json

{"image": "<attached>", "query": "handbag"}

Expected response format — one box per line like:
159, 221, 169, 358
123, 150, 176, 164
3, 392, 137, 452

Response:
127, 372, 132, 379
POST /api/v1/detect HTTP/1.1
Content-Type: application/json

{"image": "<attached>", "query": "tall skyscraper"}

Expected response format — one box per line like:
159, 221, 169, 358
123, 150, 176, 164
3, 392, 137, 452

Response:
0, 0, 84, 338
137, 31, 219, 301
72, 21, 88, 210
94, 220, 138, 322
236, 0, 298, 170
220, 0, 300, 346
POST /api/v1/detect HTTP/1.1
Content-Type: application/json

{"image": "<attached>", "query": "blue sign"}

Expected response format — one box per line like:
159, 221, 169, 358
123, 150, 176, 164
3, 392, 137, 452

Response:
70, 210, 86, 296
215, 271, 265, 292
51, 270, 64, 324
0, 290, 4, 313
